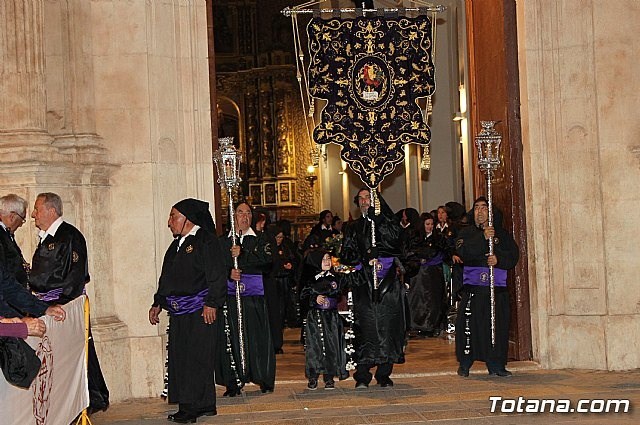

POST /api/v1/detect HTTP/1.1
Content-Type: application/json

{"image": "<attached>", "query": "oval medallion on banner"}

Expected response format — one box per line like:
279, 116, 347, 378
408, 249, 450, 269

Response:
350, 55, 392, 110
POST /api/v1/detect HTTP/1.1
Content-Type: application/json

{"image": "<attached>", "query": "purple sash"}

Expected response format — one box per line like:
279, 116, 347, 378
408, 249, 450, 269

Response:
314, 297, 338, 310
34, 287, 87, 302
34, 288, 63, 302
375, 257, 395, 280
463, 266, 507, 287
353, 256, 395, 280
166, 288, 208, 315
421, 253, 444, 267
227, 274, 264, 296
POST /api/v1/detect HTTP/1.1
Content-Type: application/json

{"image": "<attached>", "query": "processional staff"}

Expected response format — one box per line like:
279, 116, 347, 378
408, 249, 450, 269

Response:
213, 137, 246, 374
474, 121, 502, 347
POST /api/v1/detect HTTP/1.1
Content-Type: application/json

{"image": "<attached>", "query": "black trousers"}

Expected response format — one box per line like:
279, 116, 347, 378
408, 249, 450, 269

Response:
353, 362, 393, 384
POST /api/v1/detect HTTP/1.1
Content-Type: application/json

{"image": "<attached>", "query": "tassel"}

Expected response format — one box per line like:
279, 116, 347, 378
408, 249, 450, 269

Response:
420, 145, 431, 170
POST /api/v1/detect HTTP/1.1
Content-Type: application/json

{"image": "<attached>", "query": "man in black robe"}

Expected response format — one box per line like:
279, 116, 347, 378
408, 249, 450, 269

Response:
29, 192, 110, 413
340, 188, 405, 388
454, 197, 519, 377
215, 202, 275, 396
149, 198, 227, 423
0, 194, 30, 288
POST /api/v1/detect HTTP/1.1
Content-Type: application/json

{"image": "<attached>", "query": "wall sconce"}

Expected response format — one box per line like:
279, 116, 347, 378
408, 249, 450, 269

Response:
306, 164, 318, 188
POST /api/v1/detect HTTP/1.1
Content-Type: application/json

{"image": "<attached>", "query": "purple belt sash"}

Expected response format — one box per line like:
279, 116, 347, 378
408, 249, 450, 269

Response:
353, 256, 395, 280
227, 274, 264, 296
314, 297, 338, 310
166, 288, 208, 315
463, 266, 507, 287
34, 287, 87, 302
421, 253, 444, 267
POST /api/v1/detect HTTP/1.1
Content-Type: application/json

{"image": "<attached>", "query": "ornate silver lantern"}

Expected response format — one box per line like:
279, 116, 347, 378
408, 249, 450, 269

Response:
213, 137, 246, 374
474, 121, 502, 347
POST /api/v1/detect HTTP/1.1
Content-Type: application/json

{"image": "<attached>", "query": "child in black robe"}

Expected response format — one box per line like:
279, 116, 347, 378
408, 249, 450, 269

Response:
301, 250, 348, 390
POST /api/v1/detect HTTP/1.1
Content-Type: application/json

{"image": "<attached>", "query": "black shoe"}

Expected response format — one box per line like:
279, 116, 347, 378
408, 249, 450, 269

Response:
308, 378, 318, 390
324, 380, 335, 390
457, 367, 469, 377
355, 381, 368, 389
489, 369, 513, 377
378, 377, 394, 388
275, 348, 284, 354
167, 410, 197, 423
223, 387, 241, 397
260, 385, 274, 393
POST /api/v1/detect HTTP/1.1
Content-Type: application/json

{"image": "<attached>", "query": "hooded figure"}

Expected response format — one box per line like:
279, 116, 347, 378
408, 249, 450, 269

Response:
454, 196, 519, 378
149, 198, 227, 422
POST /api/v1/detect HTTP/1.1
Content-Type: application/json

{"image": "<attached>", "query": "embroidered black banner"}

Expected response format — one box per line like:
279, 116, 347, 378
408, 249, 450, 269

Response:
307, 15, 435, 187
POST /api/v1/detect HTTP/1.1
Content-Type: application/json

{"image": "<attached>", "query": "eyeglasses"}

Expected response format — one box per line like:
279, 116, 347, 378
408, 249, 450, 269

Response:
12, 211, 26, 223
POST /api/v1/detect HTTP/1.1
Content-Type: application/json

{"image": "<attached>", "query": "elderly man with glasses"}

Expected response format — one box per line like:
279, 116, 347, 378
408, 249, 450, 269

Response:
0, 194, 29, 288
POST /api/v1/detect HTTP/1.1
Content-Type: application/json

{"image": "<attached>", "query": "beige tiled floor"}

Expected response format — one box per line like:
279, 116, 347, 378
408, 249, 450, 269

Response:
92, 330, 640, 424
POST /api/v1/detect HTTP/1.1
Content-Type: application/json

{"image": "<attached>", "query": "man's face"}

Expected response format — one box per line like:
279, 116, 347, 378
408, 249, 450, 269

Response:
0, 210, 26, 233
357, 190, 371, 214
323, 212, 333, 227
235, 203, 252, 232
167, 208, 187, 237
31, 197, 58, 231
474, 201, 489, 227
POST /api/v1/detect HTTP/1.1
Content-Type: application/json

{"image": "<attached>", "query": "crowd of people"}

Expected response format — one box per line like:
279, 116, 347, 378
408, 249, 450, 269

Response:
0, 189, 518, 424
145, 188, 518, 423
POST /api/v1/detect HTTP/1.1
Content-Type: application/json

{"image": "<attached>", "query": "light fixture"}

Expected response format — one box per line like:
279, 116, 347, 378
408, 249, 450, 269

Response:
305, 164, 318, 188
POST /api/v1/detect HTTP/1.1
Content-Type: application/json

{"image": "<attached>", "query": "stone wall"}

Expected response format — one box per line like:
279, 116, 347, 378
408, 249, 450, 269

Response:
518, 0, 640, 370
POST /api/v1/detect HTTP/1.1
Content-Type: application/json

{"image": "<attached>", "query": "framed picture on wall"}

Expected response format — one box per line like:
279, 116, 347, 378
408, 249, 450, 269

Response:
279, 182, 290, 203
263, 183, 277, 205
249, 184, 263, 205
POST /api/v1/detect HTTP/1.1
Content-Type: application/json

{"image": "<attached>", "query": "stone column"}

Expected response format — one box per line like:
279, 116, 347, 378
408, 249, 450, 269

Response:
0, 0, 50, 144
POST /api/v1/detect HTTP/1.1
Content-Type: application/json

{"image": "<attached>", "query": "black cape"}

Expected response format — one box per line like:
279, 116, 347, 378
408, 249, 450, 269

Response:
340, 197, 406, 366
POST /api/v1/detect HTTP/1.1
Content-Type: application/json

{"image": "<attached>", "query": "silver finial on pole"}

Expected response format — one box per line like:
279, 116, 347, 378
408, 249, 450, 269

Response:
213, 137, 246, 375
474, 121, 502, 347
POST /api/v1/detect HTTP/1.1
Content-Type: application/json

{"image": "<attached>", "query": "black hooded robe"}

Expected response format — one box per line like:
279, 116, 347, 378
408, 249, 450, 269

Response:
340, 197, 406, 372
454, 210, 519, 372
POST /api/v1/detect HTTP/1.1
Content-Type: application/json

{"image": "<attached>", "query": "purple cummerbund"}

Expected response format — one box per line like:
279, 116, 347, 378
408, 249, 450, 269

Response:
463, 266, 507, 287
421, 253, 444, 267
34, 288, 64, 302
166, 288, 208, 315
353, 256, 395, 280
33, 287, 87, 302
314, 297, 338, 310
376, 257, 395, 280
227, 274, 264, 296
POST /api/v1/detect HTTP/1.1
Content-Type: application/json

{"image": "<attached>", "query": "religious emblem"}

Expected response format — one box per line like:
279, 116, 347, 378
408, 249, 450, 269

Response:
456, 239, 464, 248
238, 282, 245, 293
481, 272, 489, 282
171, 300, 179, 312
185, 245, 193, 254
494, 237, 500, 245
34, 337, 54, 425
72, 251, 79, 263
330, 281, 338, 289
47, 243, 55, 250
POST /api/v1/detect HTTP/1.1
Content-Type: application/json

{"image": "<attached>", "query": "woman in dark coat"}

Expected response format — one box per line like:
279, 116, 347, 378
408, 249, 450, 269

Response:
405, 213, 450, 337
